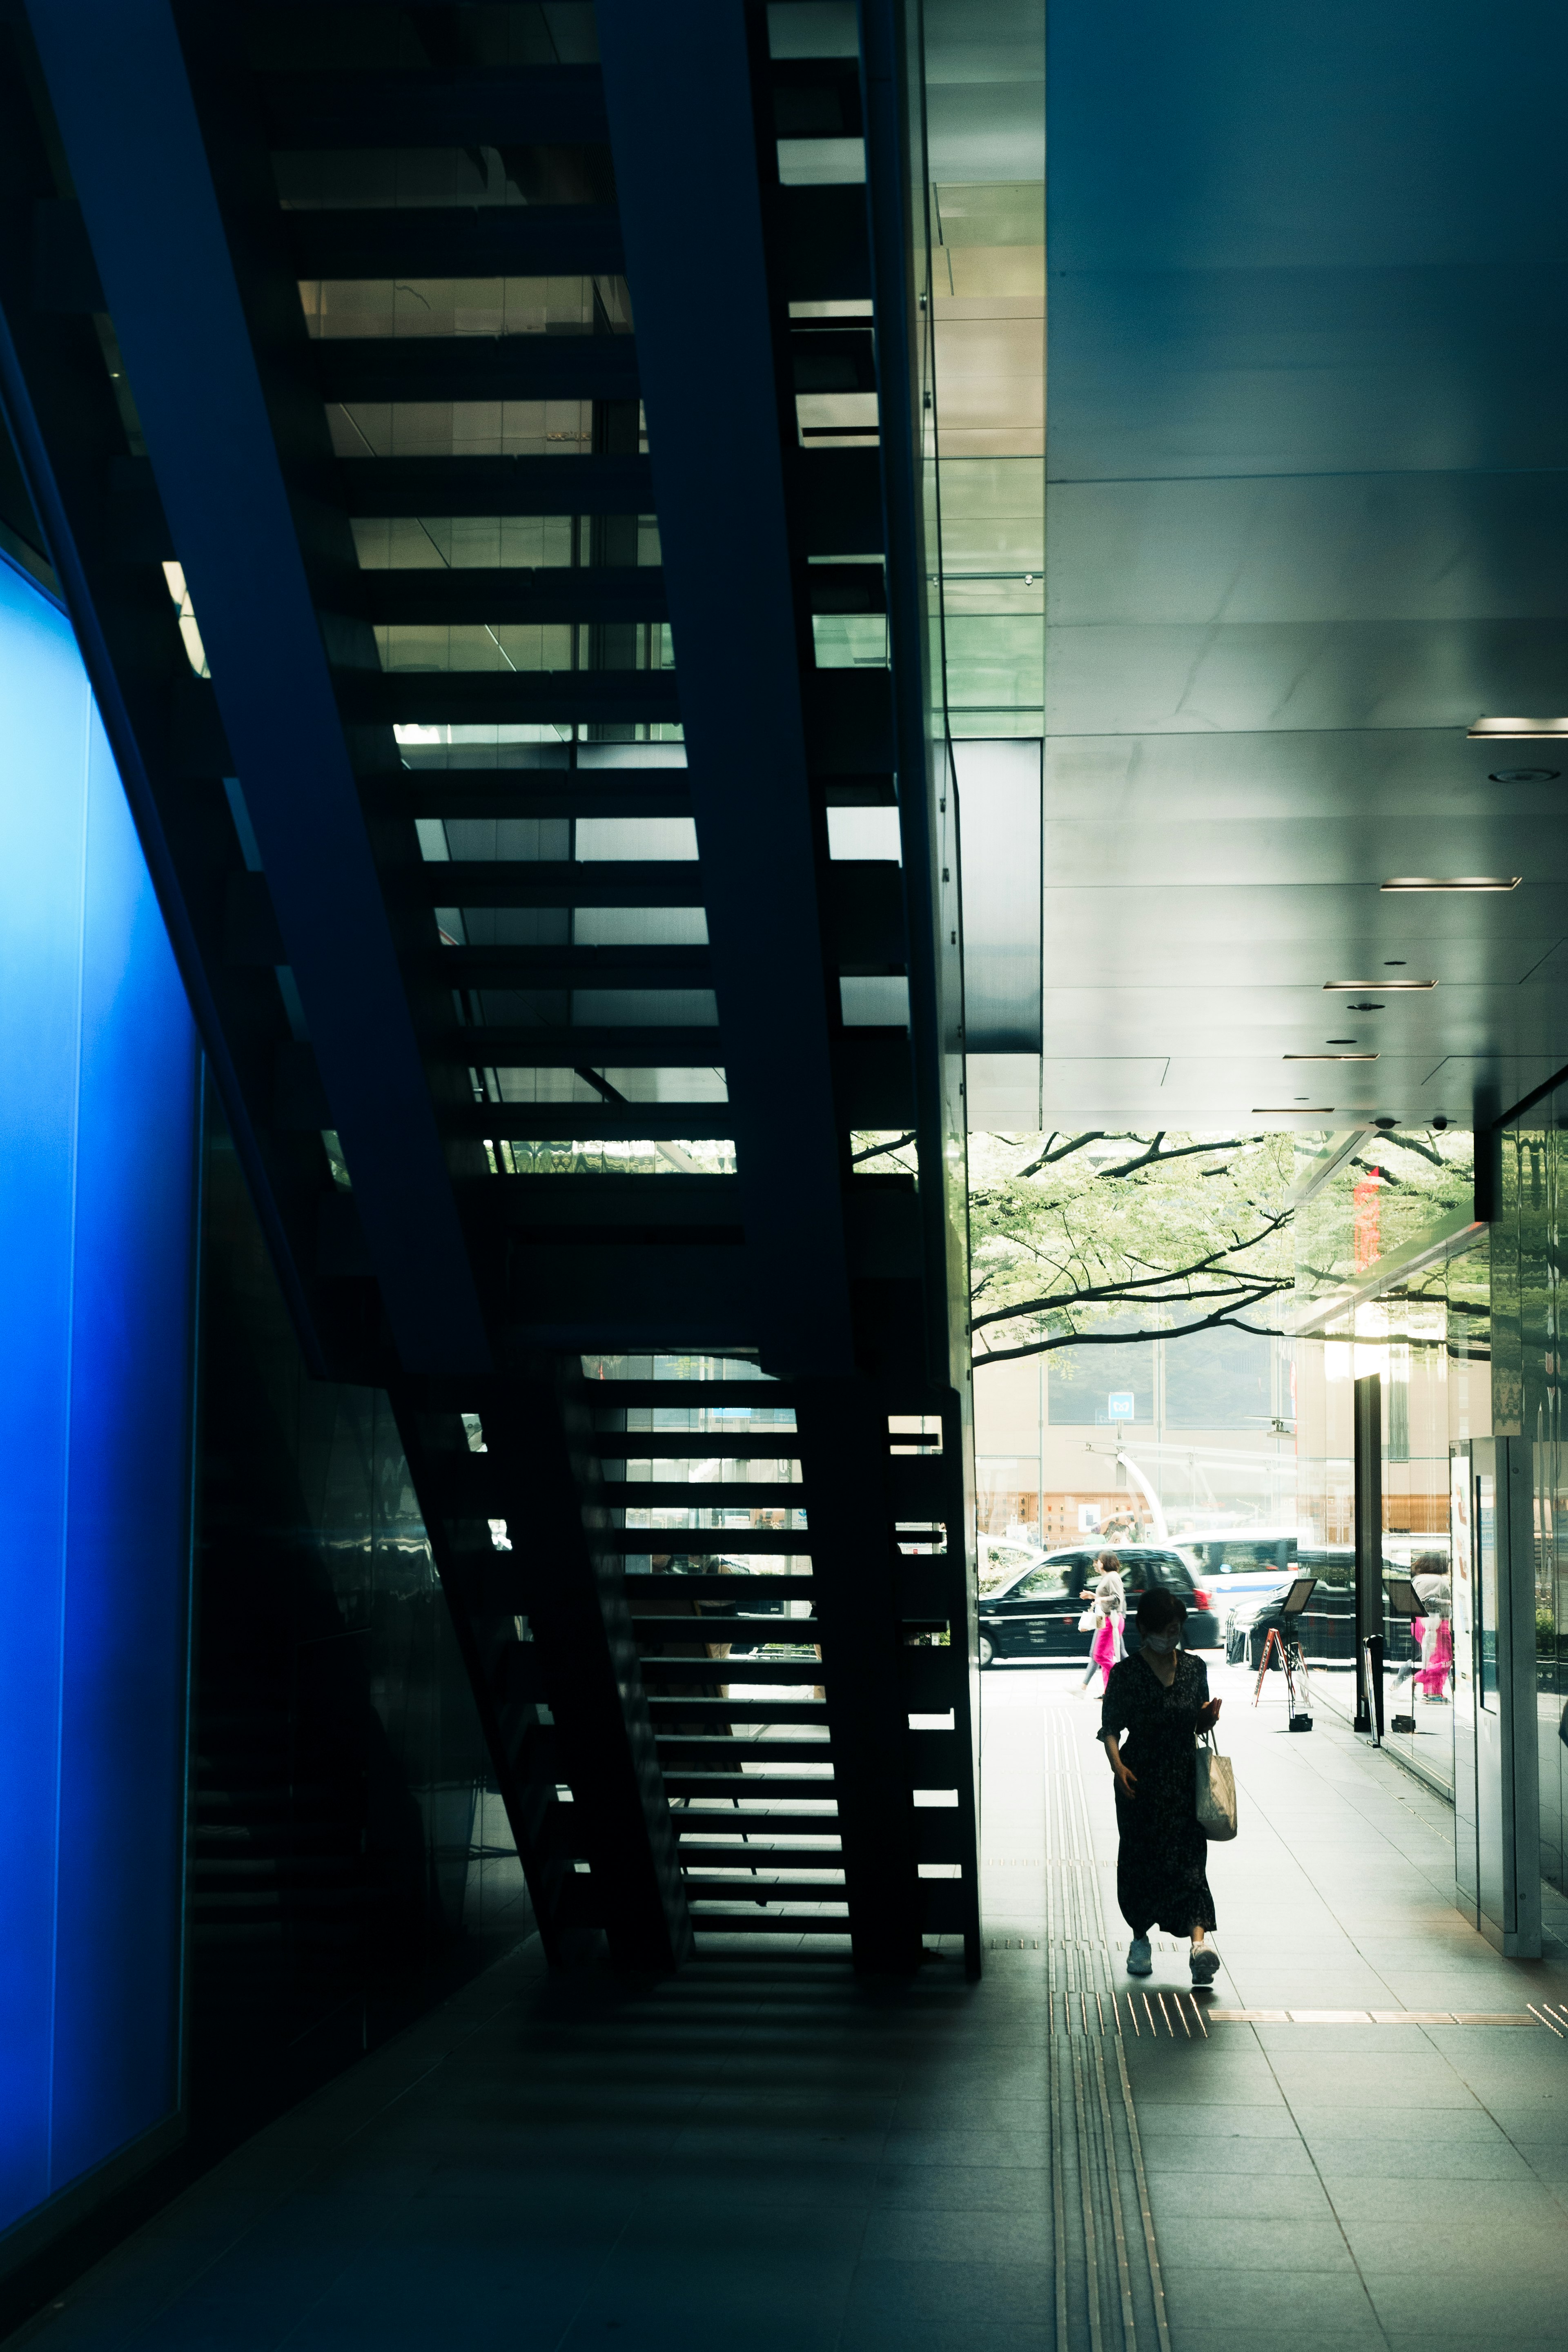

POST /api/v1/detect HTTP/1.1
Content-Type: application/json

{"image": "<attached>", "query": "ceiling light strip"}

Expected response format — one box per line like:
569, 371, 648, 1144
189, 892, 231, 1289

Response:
1469, 717, 1568, 739
1380, 877, 1519, 893
1283, 1054, 1377, 1062
1323, 980, 1436, 990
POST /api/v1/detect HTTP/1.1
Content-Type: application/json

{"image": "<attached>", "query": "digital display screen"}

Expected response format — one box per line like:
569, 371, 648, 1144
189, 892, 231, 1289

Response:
0, 555, 198, 2247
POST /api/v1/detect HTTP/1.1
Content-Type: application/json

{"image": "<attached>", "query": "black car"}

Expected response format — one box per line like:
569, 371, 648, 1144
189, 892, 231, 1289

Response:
977, 1545, 1219, 1666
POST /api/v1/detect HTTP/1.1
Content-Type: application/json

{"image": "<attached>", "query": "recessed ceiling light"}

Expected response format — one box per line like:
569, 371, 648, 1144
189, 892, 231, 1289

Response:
1489, 767, 1561, 783
1384, 960, 1405, 966
1326, 1038, 1358, 1044
1323, 979, 1436, 990
1283, 1053, 1377, 1061
1380, 876, 1519, 892
1253, 1105, 1335, 1114
1469, 717, 1568, 739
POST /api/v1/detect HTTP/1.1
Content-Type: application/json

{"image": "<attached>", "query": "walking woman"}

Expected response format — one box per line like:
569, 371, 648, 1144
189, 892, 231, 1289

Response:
1098, 1586, 1223, 1986
1079, 1550, 1126, 1696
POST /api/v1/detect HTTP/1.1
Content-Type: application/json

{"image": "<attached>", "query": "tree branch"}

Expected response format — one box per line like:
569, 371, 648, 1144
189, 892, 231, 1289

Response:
969, 1211, 1294, 1325
973, 1298, 1293, 1365
971, 1273, 1290, 1334
1095, 1133, 1265, 1180
853, 1130, 916, 1165
1010, 1130, 1112, 1180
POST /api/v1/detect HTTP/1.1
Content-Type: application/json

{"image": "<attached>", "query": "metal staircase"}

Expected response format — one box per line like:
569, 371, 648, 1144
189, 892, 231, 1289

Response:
0, 0, 980, 1976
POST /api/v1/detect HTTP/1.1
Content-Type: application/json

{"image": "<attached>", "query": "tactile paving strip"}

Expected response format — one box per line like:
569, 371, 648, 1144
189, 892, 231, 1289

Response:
1043, 1705, 1172, 2352
1210, 2008, 1551, 2027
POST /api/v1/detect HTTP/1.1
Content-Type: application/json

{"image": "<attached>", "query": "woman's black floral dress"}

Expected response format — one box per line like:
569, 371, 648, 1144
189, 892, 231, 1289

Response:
1098, 1651, 1217, 1936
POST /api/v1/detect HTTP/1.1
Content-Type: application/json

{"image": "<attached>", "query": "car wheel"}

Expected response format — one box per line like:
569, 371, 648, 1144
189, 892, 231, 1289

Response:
978, 1633, 995, 1668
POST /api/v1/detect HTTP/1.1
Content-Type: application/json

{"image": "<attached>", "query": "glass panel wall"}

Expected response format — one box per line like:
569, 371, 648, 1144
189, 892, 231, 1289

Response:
1493, 1100, 1568, 1900
1288, 1157, 1486, 1797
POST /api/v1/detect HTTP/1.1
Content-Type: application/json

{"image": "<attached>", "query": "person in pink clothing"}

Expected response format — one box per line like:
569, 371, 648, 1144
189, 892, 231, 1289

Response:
1080, 1551, 1127, 1695
1412, 1556, 1453, 1700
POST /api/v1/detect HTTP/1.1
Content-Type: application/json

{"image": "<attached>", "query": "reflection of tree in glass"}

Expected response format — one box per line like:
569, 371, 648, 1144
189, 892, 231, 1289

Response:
965, 1129, 1295, 1367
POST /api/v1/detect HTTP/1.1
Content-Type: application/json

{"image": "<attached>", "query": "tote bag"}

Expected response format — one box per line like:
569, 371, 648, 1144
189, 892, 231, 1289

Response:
1194, 1731, 1238, 1841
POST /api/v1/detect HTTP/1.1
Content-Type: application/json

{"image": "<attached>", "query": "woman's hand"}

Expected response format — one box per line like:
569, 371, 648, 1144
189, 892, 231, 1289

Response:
1198, 1697, 1222, 1731
1114, 1762, 1137, 1800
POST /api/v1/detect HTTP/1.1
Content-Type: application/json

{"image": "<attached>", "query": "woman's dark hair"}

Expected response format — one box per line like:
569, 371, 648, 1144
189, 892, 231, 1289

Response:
1136, 1586, 1187, 1635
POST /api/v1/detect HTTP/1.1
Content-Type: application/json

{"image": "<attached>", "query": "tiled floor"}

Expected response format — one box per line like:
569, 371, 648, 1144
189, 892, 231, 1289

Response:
992, 1658, 1568, 2352
16, 1661, 1568, 2352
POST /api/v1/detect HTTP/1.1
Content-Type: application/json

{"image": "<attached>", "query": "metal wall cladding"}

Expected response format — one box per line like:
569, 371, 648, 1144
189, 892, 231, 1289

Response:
193, 1132, 534, 2135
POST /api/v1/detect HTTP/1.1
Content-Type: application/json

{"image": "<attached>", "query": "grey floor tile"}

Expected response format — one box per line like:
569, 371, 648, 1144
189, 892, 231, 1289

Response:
1141, 2135, 1321, 2177
1290, 2104, 1508, 2144
877, 2126, 1058, 2167
1132, 2100, 1308, 2140
869, 2163, 1051, 2211
1318, 2170, 1561, 2219
1162, 2261, 1383, 2337
1172, 2329, 1392, 2352
1339, 2212, 1568, 2278
834, 2257, 1054, 2351
1365, 2270, 1568, 2338
1148, 2171, 1334, 2222
856, 2206, 1051, 2263
1309, 2138, 1535, 2180
1160, 2215, 1354, 2272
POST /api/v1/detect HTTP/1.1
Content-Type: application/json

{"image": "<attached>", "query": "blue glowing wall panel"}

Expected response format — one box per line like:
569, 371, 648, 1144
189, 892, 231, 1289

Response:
0, 553, 198, 2241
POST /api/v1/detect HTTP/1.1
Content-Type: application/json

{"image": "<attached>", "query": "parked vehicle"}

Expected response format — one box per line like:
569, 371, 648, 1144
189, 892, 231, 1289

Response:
978, 1545, 1220, 1666
1225, 1546, 1428, 1670
1180, 1527, 1297, 1617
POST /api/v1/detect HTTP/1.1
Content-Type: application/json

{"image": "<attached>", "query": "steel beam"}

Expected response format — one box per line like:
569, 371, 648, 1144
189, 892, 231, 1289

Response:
338, 454, 654, 517
361, 568, 666, 626
431, 946, 712, 990
0, 35, 332, 1369
29, 0, 491, 1375
859, 0, 964, 1389
405, 861, 704, 909
441, 1105, 735, 1143
597, 0, 854, 1375
367, 776, 693, 822
314, 336, 637, 407
352, 671, 679, 727
287, 206, 624, 281
430, 1028, 724, 1064
259, 66, 608, 149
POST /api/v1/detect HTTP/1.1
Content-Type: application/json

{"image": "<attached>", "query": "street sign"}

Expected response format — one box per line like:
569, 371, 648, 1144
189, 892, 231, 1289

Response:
1108, 1391, 1134, 1420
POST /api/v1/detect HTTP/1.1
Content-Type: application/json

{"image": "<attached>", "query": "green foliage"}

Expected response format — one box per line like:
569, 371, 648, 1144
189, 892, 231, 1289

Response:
967, 1129, 1296, 1367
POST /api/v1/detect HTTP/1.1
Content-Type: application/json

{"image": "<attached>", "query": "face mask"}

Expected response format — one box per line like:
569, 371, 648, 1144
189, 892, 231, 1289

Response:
1141, 1630, 1179, 1655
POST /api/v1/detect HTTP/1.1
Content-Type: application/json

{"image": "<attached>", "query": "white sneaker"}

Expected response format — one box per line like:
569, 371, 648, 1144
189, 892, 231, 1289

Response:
1127, 1937, 1152, 1976
1190, 1942, 1220, 1986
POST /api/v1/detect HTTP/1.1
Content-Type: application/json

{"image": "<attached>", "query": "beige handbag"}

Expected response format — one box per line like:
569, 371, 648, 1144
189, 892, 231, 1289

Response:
1195, 1731, 1238, 1840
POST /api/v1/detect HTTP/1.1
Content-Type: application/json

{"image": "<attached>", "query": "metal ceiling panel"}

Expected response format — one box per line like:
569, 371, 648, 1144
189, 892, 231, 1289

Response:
1038, 0, 1568, 1134
956, 739, 1041, 1052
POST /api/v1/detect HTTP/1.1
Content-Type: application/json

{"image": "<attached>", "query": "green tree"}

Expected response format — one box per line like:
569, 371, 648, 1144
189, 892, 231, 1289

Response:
966, 1129, 1296, 1366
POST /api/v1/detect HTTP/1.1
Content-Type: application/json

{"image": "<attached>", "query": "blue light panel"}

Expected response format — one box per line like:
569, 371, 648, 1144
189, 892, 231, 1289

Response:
0, 552, 198, 2243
